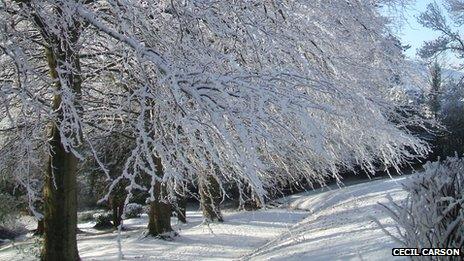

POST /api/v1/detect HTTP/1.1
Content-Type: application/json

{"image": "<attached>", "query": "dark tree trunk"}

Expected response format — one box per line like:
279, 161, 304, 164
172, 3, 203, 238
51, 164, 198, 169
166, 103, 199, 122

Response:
199, 174, 223, 222
34, 219, 44, 236
147, 157, 173, 237
148, 182, 173, 236
42, 123, 79, 261
40, 11, 82, 260
174, 193, 187, 223
111, 199, 124, 228
242, 186, 262, 211
33, 195, 44, 236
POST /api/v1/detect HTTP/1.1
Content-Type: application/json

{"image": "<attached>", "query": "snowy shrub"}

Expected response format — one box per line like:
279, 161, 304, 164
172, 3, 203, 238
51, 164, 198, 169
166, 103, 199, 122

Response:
142, 205, 150, 214
0, 226, 18, 241
78, 211, 96, 223
380, 157, 463, 259
93, 213, 113, 229
0, 193, 26, 241
124, 203, 143, 219
0, 193, 19, 227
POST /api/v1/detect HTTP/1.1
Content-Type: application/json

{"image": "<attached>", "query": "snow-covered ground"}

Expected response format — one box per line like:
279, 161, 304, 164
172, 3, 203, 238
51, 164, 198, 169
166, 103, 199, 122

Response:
0, 175, 413, 260
243, 177, 409, 260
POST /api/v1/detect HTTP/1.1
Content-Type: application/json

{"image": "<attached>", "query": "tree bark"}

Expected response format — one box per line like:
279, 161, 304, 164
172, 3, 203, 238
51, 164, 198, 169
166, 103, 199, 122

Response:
199, 174, 223, 222
34, 219, 44, 236
33, 195, 44, 236
40, 13, 82, 260
174, 193, 187, 224
148, 182, 173, 236
147, 157, 173, 237
42, 123, 79, 261
111, 198, 124, 228
242, 186, 262, 211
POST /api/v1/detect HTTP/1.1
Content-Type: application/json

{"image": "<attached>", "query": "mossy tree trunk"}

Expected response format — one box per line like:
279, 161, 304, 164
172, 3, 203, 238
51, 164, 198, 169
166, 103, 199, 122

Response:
147, 157, 173, 237
199, 174, 223, 222
40, 11, 82, 261
42, 122, 80, 261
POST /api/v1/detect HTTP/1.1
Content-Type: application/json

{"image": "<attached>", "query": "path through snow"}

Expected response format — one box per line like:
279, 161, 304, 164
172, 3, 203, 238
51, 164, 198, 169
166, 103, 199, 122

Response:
240, 177, 410, 260
0, 175, 414, 260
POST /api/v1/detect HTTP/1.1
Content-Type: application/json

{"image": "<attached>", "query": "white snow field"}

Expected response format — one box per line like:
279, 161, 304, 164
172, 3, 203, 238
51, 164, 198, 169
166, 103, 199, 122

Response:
0, 175, 413, 261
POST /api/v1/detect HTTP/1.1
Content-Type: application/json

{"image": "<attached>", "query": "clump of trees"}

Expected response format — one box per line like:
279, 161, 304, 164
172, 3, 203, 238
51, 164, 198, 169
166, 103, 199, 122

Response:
439, 79, 464, 156
416, 0, 464, 159
0, 0, 429, 260
418, 1, 464, 63
426, 70, 464, 158
377, 1, 464, 255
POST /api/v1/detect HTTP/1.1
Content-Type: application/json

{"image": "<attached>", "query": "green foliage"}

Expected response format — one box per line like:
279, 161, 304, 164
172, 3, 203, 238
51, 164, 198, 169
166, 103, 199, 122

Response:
434, 79, 464, 157
428, 61, 442, 120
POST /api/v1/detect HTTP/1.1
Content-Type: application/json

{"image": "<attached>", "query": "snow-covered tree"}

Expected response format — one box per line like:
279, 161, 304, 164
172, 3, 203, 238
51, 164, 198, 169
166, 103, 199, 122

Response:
418, 1, 464, 66
434, 78, 464, 157
428, 61, 443, 120
0, 0, 429, 259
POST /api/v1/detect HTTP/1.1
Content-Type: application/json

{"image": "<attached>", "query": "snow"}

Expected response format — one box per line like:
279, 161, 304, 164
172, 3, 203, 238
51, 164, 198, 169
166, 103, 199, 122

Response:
77, 209, 308, 261
0, 175, 414, 260
243, 177, 410, 260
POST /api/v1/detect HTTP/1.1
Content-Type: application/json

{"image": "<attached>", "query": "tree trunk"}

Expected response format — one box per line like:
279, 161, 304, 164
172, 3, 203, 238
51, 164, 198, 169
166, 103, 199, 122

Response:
42, 123, 79, 261
111, 198, 124, 228
174, 193, 187, 224
242, 186, 262, 211
41, 15, 82, 260
199, 174, 223, 222
34, 219, 44, 236
148, 182, 173, 236
147, 157, 173, 237
33, 196, 44, 236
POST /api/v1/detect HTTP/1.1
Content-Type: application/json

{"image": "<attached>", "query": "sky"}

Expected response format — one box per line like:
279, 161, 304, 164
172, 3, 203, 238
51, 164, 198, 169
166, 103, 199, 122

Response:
397, 0, 462, 67
399, 0, 442, 59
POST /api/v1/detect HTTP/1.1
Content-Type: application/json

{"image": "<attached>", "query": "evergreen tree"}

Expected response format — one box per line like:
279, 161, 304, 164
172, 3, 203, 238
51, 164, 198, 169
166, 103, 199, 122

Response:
428, 61, 442, 120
